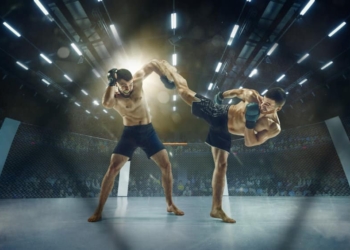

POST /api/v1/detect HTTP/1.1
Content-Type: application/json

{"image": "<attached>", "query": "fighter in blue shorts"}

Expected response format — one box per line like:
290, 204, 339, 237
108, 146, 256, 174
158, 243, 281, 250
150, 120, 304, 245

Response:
88, 60, 184, 222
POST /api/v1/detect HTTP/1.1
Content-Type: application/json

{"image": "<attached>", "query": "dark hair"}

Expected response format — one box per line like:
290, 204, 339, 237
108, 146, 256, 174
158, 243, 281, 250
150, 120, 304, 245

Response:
116, 69, 132, 82
265, 87, 287, 107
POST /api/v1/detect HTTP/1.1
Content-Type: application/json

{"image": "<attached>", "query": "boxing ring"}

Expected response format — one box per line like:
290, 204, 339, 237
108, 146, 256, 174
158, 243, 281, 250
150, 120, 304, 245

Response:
1, 117, 350, 250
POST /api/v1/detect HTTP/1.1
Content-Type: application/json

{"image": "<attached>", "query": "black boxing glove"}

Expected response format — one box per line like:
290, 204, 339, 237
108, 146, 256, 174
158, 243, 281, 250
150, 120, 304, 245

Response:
160, 75, 175, 89
245, 103, 260, 129
214, 92, 224, 105
107, 68, 118, 86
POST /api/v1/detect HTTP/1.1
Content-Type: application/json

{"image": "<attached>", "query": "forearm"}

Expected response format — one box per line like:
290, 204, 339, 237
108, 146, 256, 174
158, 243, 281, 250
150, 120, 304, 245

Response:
102, 86, 115, 108
222, 88, 257, 102
244, 128, 261, 147
222, 89, 243, 99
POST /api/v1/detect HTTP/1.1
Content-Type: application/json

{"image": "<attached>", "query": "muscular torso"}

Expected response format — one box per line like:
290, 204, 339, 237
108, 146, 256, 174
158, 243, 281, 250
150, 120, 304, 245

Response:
113, 80, 151, 126
227, 101, 280, 136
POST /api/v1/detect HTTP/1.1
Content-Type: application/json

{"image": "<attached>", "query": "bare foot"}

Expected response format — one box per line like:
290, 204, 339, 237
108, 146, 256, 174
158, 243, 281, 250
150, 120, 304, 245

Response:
210, 208, 236, 223
167, 204, 185, 216
88, 213, 102, 222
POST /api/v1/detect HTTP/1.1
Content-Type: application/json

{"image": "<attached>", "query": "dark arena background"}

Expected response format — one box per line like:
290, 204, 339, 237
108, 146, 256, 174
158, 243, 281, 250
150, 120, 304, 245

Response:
1, 1, 350, 250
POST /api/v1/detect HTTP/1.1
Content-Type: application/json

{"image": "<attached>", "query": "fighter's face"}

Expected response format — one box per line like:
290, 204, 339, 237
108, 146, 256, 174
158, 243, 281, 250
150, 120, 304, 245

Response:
260, 96, 279, 113
117, 79, 134, 95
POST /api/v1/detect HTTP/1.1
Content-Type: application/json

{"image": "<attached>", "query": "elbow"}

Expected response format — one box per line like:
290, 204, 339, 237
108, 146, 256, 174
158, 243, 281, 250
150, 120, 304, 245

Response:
102, 102, 113, 109
245, 139, 261, 147
149, 59, 161, 68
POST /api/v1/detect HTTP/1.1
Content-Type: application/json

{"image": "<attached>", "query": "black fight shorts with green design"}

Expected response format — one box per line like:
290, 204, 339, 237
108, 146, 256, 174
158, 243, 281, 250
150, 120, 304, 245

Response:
191, 94, 232, 153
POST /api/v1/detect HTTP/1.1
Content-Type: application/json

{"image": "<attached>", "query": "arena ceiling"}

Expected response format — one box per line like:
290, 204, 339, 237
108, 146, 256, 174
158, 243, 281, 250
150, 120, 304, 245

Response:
0, 0, 349, 141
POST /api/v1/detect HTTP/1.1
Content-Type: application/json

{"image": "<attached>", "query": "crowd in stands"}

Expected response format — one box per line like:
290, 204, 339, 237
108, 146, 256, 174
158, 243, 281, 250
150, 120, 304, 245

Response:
1, 121, 350, 199
124, 167, 350, 198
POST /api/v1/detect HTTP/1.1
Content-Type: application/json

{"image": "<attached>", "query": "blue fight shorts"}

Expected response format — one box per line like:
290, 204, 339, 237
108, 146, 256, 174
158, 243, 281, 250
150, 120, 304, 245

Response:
113, 123, 165, 160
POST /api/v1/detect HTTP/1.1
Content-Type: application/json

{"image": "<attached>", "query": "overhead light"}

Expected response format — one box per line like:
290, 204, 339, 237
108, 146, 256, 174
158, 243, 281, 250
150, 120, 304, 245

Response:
85, 110, 90, 114
171, 13, 177, 29
42, 79, 50, 85
103, 109, 108, 113
228, 100, 232, 104
60, 92, 63, 95
297, 53, 309, 64
74, 102, 80, 107
98, 0, 103, 2
215, 62, 222, 72
173, 95, 177, 101
71, 43, 82, 56
172, 53, 177, 66
286, 92, 289, 95
40, 53, 52, 64
64, 94, 68, 98
173, 106, 176, 111
246, 0, 252, 2
208, 83, 213, 90
321, 61, 333, 70
110, 24, 122, 46
299, 79, 307, 85
328, 22, 346, 37
239, 86, 243, 89
227, 25, 239, 45
110, 116, 114, 119
64, 74, 73, 82
261, 89, 268, 95
34, 0, 49, 15
92, 68, 101, 78
300, 0, 315, 16
16, 61, 28, 70
3, 22, 21, 37
93, 100, 99, 105
94, 116, 99, 119
267, 43, 278, 56
276, 74, 285, 82
81, 89, 88, 95
249, 69, 258, 78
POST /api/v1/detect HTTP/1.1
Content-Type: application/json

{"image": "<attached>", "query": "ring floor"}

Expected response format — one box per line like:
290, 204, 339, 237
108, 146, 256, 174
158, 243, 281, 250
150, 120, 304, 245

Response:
1, 196, 349, 250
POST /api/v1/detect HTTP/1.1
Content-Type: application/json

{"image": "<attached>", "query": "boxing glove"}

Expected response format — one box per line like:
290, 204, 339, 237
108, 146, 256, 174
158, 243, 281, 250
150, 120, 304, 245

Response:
245, 103, 260, 129
160, 75, 175, 89
107, 68, 118, 86
214, 92, 224, 105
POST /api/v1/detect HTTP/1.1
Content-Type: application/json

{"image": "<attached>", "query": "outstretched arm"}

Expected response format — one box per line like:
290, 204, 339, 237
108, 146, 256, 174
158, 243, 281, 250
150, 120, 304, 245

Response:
244, 117, 281, 147
222, 88, 262, 103
133, 59, 171, 81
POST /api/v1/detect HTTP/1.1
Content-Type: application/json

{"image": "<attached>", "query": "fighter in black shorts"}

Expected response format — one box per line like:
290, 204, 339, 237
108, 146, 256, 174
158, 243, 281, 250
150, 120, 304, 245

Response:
161, 60, 287, 223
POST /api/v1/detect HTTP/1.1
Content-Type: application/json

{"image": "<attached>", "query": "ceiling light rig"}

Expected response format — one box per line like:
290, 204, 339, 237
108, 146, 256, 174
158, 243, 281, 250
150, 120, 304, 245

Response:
169, 1, 178, 112
218, 0, 316, 96
206, 1, 249, 94
299, 0, 315, 16
328, 22, 346, 37
16, 62, 29, 70
0, 6, 111, 119
34, 0, 54, 21
320, 61, 333, 70
3, 22, 21, 37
